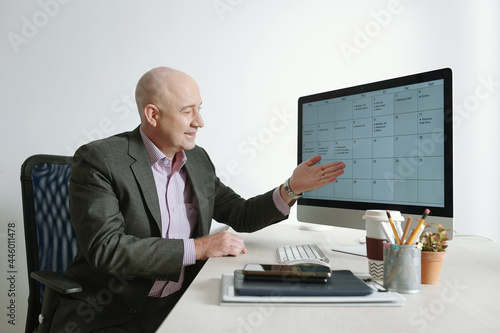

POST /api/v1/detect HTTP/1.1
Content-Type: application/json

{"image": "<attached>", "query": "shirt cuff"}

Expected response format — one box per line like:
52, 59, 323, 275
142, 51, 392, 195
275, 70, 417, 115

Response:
183, 239, 196, 266
273, 186, 292, 216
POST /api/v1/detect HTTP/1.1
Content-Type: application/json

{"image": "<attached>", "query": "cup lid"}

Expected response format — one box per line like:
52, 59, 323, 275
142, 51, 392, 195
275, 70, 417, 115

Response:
362, 210, 404, 221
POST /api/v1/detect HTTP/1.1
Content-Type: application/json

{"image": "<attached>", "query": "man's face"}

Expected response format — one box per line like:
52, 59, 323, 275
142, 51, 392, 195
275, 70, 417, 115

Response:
154, 74, 204, 158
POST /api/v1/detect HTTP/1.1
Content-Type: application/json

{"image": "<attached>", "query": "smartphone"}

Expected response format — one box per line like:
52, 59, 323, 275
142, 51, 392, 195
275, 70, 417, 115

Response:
242, 263, 331, 283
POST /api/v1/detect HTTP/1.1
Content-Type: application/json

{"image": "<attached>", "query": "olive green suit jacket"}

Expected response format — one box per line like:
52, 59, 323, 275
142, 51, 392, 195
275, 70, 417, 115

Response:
51, 127, 287, 332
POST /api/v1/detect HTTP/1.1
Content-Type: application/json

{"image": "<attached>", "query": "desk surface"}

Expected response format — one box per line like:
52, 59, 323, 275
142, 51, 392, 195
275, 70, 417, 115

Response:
158, 221, 500, 333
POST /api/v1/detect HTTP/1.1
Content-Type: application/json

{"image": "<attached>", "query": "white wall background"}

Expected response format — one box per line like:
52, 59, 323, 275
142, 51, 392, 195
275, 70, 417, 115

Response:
1, 0, 499, 331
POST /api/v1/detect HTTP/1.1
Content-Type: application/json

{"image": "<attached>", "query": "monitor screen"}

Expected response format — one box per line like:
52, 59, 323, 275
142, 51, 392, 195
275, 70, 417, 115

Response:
297, 68, 453, 234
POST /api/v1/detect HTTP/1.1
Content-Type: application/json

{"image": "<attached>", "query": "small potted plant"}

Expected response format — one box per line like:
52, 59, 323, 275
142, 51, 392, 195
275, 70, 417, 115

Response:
418, 222, 452, 284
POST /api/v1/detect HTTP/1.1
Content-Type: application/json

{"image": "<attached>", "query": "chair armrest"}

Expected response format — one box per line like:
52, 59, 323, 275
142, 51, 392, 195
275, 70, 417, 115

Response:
31, 271, 82, 295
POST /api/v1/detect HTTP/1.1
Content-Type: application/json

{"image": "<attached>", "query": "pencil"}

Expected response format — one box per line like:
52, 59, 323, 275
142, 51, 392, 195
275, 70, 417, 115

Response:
386, 211, 401, 245
406, 209, 430, 246
400, 217, 412, 245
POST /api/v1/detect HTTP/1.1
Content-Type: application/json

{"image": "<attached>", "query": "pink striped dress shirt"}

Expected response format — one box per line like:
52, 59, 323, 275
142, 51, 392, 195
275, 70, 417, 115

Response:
140, 128, 197, 297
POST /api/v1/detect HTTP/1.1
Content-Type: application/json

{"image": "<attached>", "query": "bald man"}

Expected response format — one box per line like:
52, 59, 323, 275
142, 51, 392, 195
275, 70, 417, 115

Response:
51, 67, 345, 332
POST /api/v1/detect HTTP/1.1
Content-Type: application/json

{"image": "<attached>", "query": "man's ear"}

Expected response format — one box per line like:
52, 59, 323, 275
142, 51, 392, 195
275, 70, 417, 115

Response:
143, 104, 159, 127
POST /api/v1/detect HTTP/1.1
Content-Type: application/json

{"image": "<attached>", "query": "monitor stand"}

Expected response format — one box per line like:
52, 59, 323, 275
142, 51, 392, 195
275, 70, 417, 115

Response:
331, 244, 367, 257
299, 223, 334, 231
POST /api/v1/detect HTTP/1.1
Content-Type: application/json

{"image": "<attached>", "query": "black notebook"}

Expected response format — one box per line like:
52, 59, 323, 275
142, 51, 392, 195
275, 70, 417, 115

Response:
234, 269, 374, 297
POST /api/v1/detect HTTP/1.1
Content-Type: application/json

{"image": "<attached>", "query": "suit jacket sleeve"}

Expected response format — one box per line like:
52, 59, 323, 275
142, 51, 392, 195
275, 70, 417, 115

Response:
185, 146, 288, 236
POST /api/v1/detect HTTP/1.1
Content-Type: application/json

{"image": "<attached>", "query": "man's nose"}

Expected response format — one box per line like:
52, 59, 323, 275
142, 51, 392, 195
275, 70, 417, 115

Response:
193, 110, 204, 128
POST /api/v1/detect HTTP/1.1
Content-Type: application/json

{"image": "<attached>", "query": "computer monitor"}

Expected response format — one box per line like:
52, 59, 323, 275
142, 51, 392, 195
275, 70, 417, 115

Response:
297, 68, 453, 237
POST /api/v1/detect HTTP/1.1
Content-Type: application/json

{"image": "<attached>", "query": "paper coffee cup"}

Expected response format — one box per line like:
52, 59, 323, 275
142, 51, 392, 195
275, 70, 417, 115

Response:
362, 210, 404, 279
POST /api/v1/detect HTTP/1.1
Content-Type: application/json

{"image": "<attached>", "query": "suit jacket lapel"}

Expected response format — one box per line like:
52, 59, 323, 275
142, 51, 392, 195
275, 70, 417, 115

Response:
128, 127, 162, 232
126, 128, 212, 237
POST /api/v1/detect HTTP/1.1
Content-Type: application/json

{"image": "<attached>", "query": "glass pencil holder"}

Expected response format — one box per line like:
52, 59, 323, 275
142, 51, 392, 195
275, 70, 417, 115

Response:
383, 243, 421, 294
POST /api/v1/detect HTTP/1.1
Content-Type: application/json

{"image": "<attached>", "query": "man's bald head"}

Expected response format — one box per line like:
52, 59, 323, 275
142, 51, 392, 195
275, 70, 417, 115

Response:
134, 66, 204, 157
135, 67, 196, 123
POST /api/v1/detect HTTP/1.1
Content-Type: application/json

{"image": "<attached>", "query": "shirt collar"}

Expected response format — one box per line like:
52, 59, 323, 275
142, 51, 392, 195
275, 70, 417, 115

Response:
139, 127, 187, 170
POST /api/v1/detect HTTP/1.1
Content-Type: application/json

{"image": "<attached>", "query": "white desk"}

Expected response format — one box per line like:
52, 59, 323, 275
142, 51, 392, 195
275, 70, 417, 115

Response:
158, 221, 500, 333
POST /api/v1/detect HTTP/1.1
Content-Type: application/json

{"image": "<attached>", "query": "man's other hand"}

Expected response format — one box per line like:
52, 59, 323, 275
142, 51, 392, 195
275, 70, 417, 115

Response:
194, 230, 247, 260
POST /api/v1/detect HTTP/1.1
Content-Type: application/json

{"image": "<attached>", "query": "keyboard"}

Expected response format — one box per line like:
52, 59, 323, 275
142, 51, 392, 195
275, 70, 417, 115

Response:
276, 244, 330, 264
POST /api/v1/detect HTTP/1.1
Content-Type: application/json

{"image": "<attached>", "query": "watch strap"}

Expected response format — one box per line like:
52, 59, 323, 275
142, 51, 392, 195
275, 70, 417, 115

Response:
283, 178, 302, 199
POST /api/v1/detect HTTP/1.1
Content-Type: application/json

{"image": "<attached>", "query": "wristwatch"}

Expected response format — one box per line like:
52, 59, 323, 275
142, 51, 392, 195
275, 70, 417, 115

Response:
283, 178, 302, 199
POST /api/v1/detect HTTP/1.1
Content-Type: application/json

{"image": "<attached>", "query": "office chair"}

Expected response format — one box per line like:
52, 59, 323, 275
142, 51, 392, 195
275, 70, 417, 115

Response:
21, 155, 82, 333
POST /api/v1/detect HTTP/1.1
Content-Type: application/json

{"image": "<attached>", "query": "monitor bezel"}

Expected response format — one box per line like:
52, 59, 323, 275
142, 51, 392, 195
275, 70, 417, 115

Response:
297, 68, 453, 219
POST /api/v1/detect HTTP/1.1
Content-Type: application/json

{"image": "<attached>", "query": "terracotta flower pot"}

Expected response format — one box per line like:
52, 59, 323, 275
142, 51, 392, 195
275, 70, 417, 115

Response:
421, 251, 446, 284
